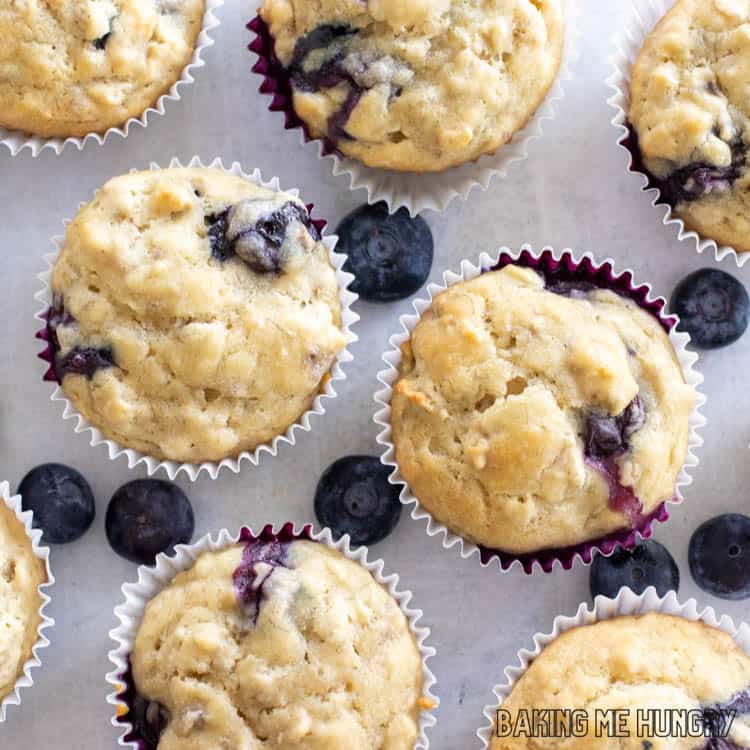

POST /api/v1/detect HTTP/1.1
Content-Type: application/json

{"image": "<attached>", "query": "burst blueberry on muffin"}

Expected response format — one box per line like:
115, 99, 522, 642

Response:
629, 0, 750, 252
0, 496, 46, 703
257, 0, 564, 172
128, 536, 427, 750
0, 0, 205, 139
491, 613, 750, 750
45, 167, 347, 464
390, 263, 695, 557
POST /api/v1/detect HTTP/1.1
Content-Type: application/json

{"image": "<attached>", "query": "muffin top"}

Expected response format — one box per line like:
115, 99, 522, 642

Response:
131, 538, 425, 750
48, 167, 346, 464
492, 613, 750, 750
259, 0, 564, 172
390, 264, 695, 554
0, 0, 204, 138
0, 498, 46, 702
630, 0, 750, 251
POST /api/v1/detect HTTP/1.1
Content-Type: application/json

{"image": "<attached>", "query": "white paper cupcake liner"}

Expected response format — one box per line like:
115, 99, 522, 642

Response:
106, 523, 438, 750
34, 156, 359, 481
249, 0, 580, 216
476, 586, 750, 749
0, 0, 222, 157
606, 0, 748, 267
0, 482, 55, 724
374, 245, 706, 574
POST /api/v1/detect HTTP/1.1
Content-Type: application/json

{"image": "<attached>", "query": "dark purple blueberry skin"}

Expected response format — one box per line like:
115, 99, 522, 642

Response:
689, 514, 750, 600
314, 455, 402, 545
627, 125, 746, 206
289, 24, 357, 92
18, 463, 95, 544
205, 201, 319, 273
585, 397, 645, 460
671, 268, 749, 350
131, 693, 170, 749
337, 203, 434, 303
105, 480, 194, 565
545, 279, 598, 298
232, 538, 290, 623
589, 540, 679, 599
45, 298, 116, 381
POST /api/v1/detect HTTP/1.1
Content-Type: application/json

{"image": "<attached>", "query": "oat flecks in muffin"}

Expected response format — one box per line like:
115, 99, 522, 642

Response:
630, 0, 750, 251
131, 540, 424, 750
259, 0, 564, 172
0, 0, 205, 138
492, 614, 750, 750
48, 167, 347, 464
0, 500, 46, 702
390, 265, 695, 555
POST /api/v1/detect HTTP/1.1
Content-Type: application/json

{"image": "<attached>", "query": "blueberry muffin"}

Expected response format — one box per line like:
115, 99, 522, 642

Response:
390, 264, 695, 556
129, 537, 428, 750
0, 497, 46, 703
0, 0, 205, 138
46, 167, 347, 464
491, 613, 750, 750
630, 0, 750, 252
258, 0, 564, 172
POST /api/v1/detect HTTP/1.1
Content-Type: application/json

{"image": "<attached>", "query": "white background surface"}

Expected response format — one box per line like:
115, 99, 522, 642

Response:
2, 2, 750, 748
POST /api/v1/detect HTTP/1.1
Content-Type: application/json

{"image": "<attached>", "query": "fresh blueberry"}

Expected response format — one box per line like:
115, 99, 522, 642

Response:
337, 203, 433, 302
589, 540, 679, 599
314, 456, 401, 546
18, 463, 95, 544
105, 480, 194, 565
689, 514, 750, 600
671, 268, 749, 349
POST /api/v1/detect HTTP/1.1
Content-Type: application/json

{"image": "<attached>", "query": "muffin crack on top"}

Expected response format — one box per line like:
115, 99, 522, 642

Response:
129, 539, 426, 750
45, 167, 347, 464
629, 0, 750, 251
390, 264, 695, 556
259, 0, 564, 172
0, 0, 205, 138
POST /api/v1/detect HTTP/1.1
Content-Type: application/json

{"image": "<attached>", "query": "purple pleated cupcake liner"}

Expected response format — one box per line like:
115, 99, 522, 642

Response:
34, 156, 359, 481
476, 587, 750, 750
606, 0, 749, 267
374, 245, 706, 575
246, 2, 580, 215
106, 523, 438, 750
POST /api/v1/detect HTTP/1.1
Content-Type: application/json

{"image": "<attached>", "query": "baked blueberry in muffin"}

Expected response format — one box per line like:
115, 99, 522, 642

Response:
257, 0, 564, 172
0, 0, 205, 138
491, 613, 750, 750
127, 533, 428, 750
629, 0, 750, 252
390, 263, 695, 556
45, 167, 347, 464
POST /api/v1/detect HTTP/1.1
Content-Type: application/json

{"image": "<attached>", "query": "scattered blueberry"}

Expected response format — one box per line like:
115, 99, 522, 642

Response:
337, 203, 433, 302
18, 463, 95, 544
584, 396, 645, 459
105, 480, 194, 565
590, 540, 679, 599
671, 268, 749, 349
314, 456, 401, 546
689, 514, 750, 600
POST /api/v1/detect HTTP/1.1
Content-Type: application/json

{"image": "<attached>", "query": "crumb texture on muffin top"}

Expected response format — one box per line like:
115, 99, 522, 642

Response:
49, 167, 346, 464
0, 498, 45, 701
630, 0, 750, 251
390, 265, 695, 554
259, 0, 564, 172
131, 539, 424, 750
492, 613, 750, 750
0, 0, 205, 138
